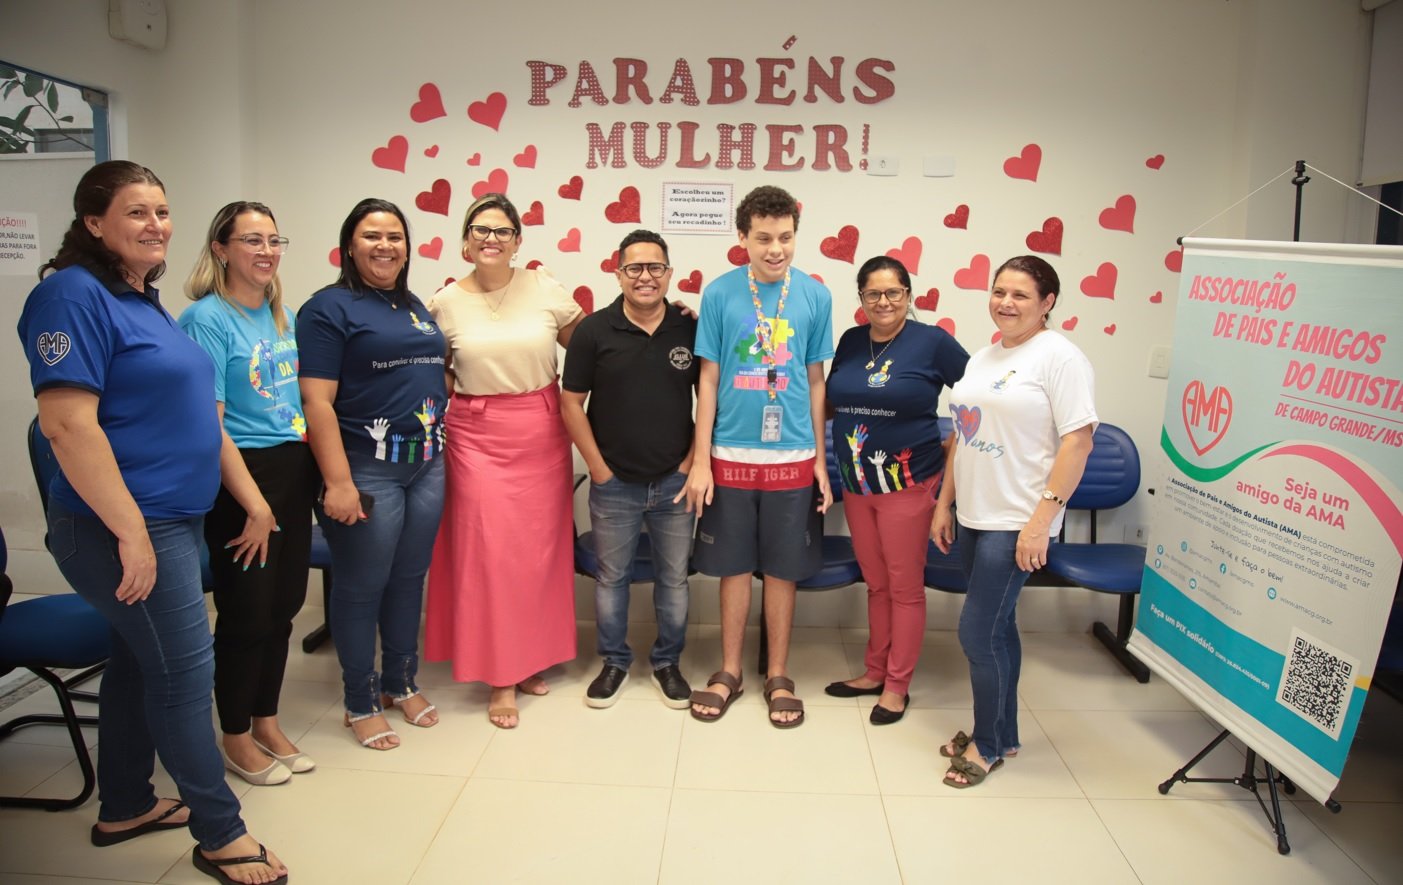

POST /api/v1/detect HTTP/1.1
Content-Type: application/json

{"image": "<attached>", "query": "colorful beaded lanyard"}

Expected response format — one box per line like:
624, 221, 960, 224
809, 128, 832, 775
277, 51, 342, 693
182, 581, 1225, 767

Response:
747, 265, 790, 401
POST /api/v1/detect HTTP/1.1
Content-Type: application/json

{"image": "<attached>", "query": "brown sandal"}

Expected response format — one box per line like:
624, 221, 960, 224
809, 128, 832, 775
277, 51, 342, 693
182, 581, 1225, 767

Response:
689, 671, 743, 721
763, 676, 805, 729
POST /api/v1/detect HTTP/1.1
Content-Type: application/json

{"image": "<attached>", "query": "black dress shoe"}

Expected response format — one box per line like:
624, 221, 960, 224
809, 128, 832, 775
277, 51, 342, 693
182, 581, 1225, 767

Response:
586, 664, 629, 708
652, 664, 692, 710
824, 680, 885, 698
869, 694, 910, 725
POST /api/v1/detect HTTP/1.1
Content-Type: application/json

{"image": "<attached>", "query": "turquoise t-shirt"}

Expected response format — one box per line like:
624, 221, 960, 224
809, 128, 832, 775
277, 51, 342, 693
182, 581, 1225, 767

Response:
695, 266, 834, 451
179, 295, 306, 448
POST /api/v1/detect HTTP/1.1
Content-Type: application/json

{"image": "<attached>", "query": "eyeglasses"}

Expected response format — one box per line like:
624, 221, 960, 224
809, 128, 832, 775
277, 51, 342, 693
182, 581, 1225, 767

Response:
229, 235, 290, 253
859, 287, 908, 304
467, 224, 518, 242
619, 262, 670, 279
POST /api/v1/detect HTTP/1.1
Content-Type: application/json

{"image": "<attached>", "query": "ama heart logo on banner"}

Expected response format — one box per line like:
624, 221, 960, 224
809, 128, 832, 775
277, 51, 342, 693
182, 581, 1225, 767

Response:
954, 405, 981, 444
1181, 380, 1233, 456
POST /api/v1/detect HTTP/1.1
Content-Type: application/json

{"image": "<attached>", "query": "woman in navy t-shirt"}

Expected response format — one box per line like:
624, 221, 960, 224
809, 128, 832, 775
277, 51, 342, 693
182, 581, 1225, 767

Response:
298, 199, 447, 750
824, 256, 968, 725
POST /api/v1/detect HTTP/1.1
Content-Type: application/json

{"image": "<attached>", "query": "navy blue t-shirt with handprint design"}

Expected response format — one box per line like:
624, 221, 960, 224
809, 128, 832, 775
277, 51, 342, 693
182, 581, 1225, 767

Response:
297, 285, 447, 462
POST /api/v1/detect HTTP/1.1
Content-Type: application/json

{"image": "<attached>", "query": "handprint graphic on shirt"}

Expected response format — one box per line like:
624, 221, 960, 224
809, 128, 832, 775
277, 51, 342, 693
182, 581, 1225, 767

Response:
415, 398, 439, 460
894, 448, 916, 486
846, 423, 872, 495
869, 450, 891, 493
390, 433, 403, 463
886, 462, 903, 490
365, 417, 390, 460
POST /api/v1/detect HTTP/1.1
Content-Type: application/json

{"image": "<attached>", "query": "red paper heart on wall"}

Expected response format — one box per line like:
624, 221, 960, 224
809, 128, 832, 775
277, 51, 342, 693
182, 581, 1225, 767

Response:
1003, 144, 1041, 181
600, 250, 619, 273
513, 145, 538, 168
605, 187, 641, 223
442, 277, 456, 290
1061, 316, 1078, 331
943, 204, 969, 229
1150, 290, 1163, 303
936, 317, 956, 336
1104, 323, 1117, 335
886, 236, 922, 274
423, 145, 439, 158
558, 176, 584, 200
853, 307, 869, 326
418, 237, 442, 260
990, 331, 1003, 345
727, 245, 748, 266
573, 285, 594, 314
678, 270, 702, 293
466, 153, 481, 166
953, 254, 990, 290
327, 247, 341, 268
410, 83, 446, 123
914, 287, 940, 311
558, 228, 581, 252
526, 259, 543, 270
810, 273, 824, 284
1165, 247, 1183, 273
471, 168, 509, 199
371, 136, 408, 173
415, 179, 451, 216
819, 225, 859, 263
467, 92, 507, 130
1025, 218, 1063, 255
1098, 195, 1136, 233
1080, 262, 1118, 299
521, 201, 544, 226
1146, 154, 1165, 170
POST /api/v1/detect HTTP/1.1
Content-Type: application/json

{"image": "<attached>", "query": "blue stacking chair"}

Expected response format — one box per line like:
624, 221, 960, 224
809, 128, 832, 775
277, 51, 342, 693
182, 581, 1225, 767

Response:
923, 417, 969, 595
0, 525, 109, 810
1041, 423, 1151, 682
297, 524, 337, 653
572, 475, 687, 585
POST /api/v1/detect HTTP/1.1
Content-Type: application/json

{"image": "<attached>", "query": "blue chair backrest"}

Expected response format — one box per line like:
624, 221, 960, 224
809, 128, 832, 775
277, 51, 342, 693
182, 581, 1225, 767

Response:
825, 420, 844, 503
29, 417, 58, 517
1068, 423, 1140, 511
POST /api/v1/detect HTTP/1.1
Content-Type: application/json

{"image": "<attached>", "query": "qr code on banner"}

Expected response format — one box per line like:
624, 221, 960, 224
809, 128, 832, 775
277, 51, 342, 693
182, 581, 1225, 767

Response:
1276, 628, 1357, 739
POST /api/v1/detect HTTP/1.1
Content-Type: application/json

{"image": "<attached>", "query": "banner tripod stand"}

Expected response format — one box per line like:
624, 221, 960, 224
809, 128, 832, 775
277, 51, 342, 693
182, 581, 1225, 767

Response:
1156, 729, 1339, 855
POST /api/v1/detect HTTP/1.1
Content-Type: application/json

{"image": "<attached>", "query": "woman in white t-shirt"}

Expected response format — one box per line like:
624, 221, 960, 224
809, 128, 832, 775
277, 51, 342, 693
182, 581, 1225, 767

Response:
931, 255, 1097, 788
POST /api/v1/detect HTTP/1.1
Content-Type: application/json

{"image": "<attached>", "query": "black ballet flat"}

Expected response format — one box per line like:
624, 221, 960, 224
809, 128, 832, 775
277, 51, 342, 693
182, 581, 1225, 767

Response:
869, 694, 910, 726
824, 680, 884, 698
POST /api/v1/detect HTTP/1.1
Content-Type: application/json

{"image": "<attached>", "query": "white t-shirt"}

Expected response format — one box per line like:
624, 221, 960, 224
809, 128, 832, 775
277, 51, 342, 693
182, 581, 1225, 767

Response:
948, 330, 1097, 533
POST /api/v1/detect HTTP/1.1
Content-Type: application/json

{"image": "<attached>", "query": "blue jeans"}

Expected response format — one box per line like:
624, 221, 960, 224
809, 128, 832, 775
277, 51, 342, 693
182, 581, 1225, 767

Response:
318, 454, 444, 715
957, 527, 1029, 762
589, 471, 692, 670
47, 502, 246, 851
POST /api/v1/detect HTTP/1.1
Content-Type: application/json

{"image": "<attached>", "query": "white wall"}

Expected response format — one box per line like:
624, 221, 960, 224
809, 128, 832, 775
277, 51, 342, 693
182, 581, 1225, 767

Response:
0, 0, 1376, 630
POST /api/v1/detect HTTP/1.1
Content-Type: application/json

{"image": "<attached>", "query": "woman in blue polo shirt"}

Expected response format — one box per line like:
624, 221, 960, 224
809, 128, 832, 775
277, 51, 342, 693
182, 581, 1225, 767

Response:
18, 161, 287, 883
298, 198, 447, 751
181, 201, 317, 786
825, 256, 968, 725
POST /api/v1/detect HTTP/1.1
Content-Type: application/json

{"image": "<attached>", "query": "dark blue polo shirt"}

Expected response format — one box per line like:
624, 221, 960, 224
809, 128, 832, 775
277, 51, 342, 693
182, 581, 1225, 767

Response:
562, 295, 698, 483
18, 264, 222, 518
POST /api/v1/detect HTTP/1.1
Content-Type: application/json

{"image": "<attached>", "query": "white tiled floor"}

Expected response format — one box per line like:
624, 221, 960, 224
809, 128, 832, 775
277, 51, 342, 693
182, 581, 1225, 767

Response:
1, 600, 1400, 884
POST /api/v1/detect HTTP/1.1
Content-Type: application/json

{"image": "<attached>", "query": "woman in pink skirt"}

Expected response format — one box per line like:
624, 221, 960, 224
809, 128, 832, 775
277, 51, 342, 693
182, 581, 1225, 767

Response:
425, 193, 583, 728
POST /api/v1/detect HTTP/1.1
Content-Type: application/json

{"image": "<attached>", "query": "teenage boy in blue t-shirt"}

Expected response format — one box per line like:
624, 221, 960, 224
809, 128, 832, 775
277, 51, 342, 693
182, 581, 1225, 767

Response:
681, 185, 834, 728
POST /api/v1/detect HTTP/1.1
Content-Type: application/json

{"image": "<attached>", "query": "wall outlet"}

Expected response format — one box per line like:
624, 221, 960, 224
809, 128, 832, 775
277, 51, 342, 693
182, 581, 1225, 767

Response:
867, 155, 899, 176
1125, 525, 1148, 544
1148, 346, 1172, 379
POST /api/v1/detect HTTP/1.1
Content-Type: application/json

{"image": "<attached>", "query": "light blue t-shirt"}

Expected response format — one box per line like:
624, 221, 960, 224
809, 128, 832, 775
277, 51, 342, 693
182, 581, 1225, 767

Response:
695, 266, 834, 451
179, 294, 306, 448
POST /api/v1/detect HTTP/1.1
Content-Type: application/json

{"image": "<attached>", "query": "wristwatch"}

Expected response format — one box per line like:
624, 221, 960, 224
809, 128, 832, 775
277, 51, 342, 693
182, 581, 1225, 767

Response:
1041, 489, 1066, 506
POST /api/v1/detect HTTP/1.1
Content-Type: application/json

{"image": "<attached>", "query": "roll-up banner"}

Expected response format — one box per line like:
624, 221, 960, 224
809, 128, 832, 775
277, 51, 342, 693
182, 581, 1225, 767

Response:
1129, 237, 1403, 805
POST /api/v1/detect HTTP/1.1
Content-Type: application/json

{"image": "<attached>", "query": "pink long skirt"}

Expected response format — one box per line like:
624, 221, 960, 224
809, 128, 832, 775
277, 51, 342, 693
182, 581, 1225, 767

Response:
425, 384, 576, 685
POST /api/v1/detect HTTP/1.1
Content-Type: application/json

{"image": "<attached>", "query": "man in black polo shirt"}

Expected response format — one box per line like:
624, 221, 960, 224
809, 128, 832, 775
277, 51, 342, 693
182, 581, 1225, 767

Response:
562, 229, 699, 709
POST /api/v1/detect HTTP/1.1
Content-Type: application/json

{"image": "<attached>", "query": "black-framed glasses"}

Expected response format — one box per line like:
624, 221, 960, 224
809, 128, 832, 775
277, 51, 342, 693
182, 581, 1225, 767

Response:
230, 235, 290, 253
859, 287, 909, 304
619, 262, 670, 279
467, 224, 517, 242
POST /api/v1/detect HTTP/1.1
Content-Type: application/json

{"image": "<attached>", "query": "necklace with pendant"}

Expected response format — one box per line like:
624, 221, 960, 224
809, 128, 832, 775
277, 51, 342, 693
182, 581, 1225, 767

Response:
867, 329, 898, 370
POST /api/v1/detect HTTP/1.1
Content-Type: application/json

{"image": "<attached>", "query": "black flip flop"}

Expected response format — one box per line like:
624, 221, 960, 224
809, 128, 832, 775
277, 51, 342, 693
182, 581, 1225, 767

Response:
192, 843, 288, 885
90, 801, 188, 847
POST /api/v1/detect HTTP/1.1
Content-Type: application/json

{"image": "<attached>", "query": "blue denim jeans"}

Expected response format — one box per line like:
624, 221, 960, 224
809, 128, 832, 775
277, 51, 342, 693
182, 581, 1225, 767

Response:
318, 453, 444, 715
957, 527, 1029, 762
47, 502, 246, 851
588, 471, 692, 670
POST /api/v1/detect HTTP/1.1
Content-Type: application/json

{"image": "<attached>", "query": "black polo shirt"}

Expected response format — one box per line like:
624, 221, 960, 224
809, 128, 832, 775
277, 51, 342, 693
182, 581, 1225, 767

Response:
563, 294, 698, 483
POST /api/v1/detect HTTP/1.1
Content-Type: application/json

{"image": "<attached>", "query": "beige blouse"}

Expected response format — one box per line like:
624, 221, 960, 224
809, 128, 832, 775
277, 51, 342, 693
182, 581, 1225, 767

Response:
428, 267, 583, 395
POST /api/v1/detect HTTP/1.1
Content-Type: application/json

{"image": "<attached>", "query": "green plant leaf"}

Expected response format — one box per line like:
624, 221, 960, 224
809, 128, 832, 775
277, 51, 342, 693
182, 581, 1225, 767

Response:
15, 105, 34, 127
59, 115, 74, 122
0, 114, 37, 138
46, 83, 58, 113
22, 73, 43, 98
1, 81, 17, 99
0, 65, 17, 79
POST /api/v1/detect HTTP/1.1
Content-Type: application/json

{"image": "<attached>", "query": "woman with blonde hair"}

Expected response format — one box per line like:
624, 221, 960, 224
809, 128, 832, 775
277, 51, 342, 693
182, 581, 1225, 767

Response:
180, 201, 318, 785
